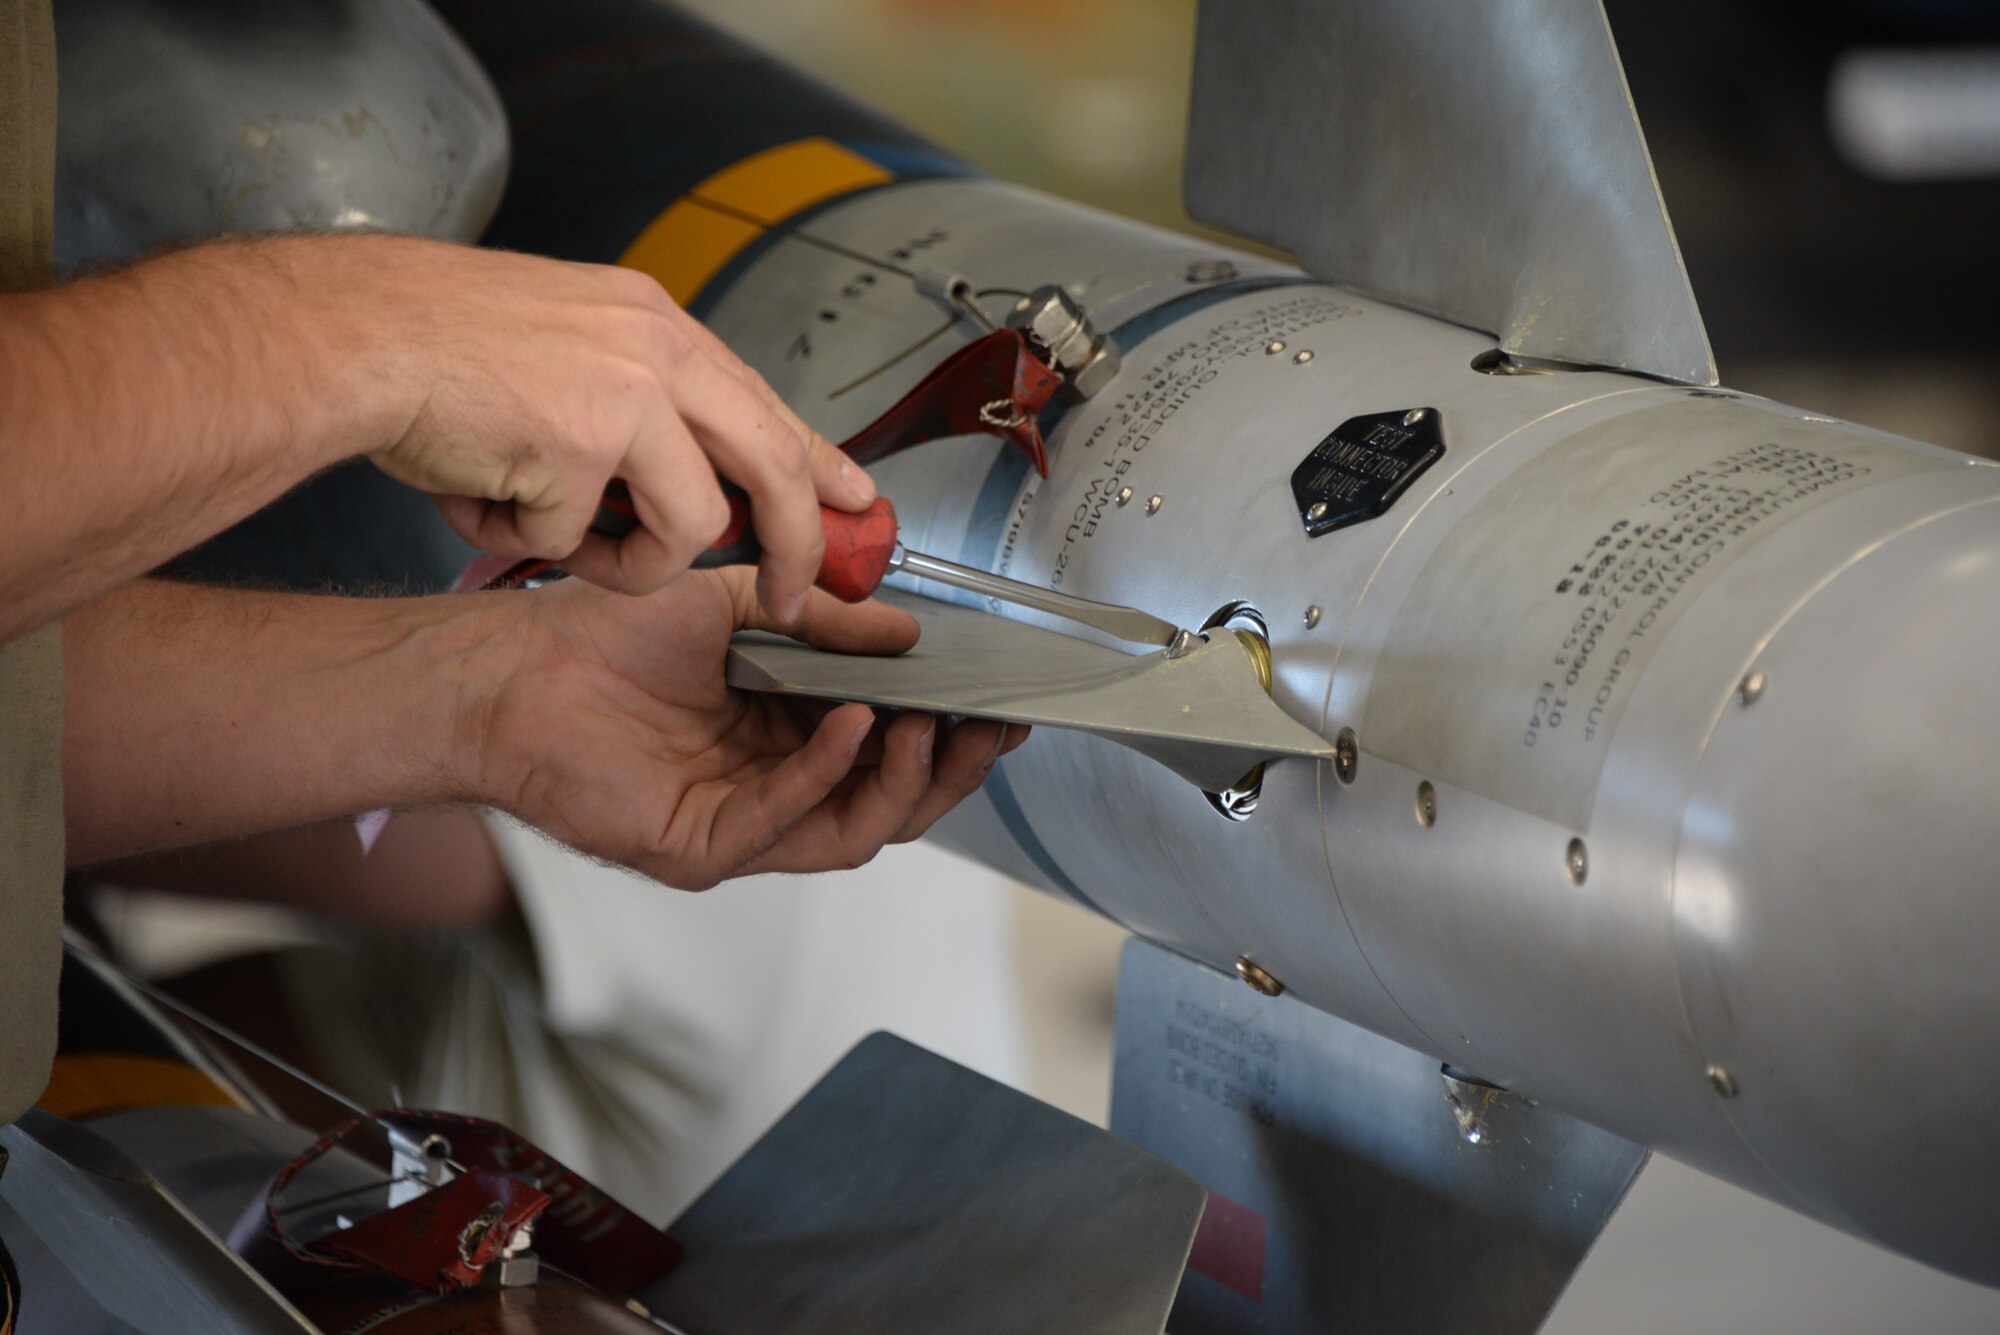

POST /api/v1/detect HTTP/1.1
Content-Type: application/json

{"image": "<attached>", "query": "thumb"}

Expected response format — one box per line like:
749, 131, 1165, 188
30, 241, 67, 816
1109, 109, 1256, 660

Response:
719, 565, 919, 656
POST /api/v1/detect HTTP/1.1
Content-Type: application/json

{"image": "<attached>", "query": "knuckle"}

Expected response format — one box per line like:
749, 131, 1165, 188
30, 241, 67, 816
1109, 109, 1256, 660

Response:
645, 311, 697, 362
605, 263, 669, 307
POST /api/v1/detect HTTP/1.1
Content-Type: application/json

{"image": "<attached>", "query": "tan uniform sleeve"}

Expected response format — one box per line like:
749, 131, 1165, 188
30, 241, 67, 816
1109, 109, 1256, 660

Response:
0, 0, 66, 1125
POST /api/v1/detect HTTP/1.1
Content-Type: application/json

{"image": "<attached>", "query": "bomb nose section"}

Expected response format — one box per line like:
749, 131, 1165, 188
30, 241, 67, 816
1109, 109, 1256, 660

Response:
1672, 497, 2000, 1285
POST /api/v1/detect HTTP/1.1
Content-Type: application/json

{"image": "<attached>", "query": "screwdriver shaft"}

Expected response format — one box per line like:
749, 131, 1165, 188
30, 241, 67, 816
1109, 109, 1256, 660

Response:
890, 544, 1194, 654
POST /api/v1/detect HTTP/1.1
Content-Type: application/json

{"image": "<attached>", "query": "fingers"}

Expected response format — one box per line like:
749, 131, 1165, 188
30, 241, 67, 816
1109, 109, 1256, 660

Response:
647, 703, 876, 890
890, 717, 1007, 842
722, 567, 919, 656
563, 412, 730, 594
734, 710, 940, 878
674, 314, 876, 514
661, 340, 827, 623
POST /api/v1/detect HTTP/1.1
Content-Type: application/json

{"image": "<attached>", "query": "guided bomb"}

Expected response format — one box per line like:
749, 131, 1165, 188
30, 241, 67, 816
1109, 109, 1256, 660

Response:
475, 0, 2000, 1296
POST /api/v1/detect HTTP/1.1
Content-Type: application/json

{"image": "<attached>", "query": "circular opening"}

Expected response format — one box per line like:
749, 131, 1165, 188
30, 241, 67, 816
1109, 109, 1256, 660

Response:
1415, 780, 1437, 828
1201, 602, 1273, 822
1566, 837, 1589, 886
1471, 348, 1567, 376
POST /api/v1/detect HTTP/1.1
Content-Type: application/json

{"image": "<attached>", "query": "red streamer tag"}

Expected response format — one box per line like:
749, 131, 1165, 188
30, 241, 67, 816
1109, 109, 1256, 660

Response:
839, 327, 1060, 477
323, 1168, 546, 1293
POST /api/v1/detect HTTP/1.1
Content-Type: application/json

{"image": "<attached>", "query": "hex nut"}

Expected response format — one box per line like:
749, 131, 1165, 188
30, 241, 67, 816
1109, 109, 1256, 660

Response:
1065, 342, 1122, 399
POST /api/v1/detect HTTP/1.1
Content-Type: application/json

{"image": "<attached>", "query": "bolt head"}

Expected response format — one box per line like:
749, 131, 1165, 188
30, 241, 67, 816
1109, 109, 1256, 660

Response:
1416, 780, 1437, 828
1145, 495, 1164, 515
1292, 349, 1314, 364
498, 1252, 540, 1287
1706, 1063, 1739, 1098
1115, 486, 1134, 506
1739, 670, 1767, 705
1304, 604, 1322, 629
1306, 501, 1329, 522
1265, 339, 1286, 355
1006, 284, 1087, 355
1403, 408, 1428, 426
1566, 837, 1589, 885
1236, 956, 1284, 997
1334, 728, 1359, 784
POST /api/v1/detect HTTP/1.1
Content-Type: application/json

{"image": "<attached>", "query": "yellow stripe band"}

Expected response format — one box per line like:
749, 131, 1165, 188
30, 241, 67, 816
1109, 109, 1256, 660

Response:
618, 137, 894, 306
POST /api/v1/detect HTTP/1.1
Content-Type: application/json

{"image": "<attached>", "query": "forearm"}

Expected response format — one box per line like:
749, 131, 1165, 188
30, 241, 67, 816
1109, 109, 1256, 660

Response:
0, 238, 405, 639
86, 809, 512, 928
62, 578, 505, 865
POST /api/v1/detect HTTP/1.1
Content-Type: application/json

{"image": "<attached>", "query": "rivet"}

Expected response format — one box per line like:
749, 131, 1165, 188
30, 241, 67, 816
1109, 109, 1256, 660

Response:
1738, 670, 1766, 706
1265, 339, 1287, 355
1306, 501, 1329, 522
1415, 780, 1437, 828
1236, 956, 1284, 997
1115, 486, 1134, 507
1145, 495, 1164, 515
1403, 408, 1428, 426
1706, 1063, 1739, 1098
1566, 837, 1589, 886
1292, 349, 1314, 365
1334, 728, 1359, 784
1303, 604, 1322, 629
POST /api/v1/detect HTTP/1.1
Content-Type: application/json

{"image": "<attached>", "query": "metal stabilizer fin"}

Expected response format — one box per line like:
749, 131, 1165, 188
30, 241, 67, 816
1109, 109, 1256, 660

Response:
727, 589, 1335, 793
1185, 0, 1717, 385
1112, 939, 1650, 1333
638, 1033, 1205, 1335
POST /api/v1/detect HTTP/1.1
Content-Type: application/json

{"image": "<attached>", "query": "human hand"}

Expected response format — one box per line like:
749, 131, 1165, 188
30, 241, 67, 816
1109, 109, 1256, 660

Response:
293, 234, 869, 618
459, 570, 1028, 890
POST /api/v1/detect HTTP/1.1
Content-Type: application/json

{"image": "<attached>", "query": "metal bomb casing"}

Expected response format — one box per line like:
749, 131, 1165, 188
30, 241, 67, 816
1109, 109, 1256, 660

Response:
448, 0, 2000, 1287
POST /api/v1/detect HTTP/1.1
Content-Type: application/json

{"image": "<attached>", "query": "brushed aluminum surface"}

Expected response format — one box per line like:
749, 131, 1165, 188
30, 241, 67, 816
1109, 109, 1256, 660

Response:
1184, 0, 1716, 385
639, 1033, 1204, 1335
696, 170, 2000, 1286
729, 589, 1330, 792
1112, 939, 1648, 1334
53, 0, 509, 267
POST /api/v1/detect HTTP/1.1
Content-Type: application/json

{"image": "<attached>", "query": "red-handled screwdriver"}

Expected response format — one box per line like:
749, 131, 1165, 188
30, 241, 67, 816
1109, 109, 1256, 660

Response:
585, 481, 1196, 654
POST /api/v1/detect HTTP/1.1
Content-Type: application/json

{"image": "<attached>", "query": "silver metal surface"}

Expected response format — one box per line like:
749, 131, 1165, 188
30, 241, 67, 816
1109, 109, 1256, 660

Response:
54, 0, 509, 269
696, 167, 2000, 1287
638, 1032, 1204, 1335
0, 1109, 318, 1334
729, 589, 1332, 792
1112, 940, 1649, 1334
1184, 0, 1716, 384
890, 544, 1188, 651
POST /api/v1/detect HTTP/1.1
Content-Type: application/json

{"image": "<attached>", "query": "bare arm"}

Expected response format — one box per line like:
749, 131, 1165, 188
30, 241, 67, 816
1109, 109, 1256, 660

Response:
0, 234, 874, 643
61, 579, 485, 861
63, 573, 1024, 888
85, 811, 511, 929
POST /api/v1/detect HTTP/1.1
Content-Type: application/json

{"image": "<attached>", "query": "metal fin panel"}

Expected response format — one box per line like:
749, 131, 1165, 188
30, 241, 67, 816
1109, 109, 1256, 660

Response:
727, 589, 1334, 792
1185, 0, 1716, 385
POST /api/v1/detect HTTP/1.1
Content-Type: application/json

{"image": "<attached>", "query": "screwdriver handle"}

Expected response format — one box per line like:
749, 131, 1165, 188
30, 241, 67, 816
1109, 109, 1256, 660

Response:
590, 481, 900, 603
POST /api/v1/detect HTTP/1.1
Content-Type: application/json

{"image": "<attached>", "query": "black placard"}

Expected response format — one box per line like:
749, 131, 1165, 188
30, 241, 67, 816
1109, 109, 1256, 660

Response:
1290, 408, 1446, 538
